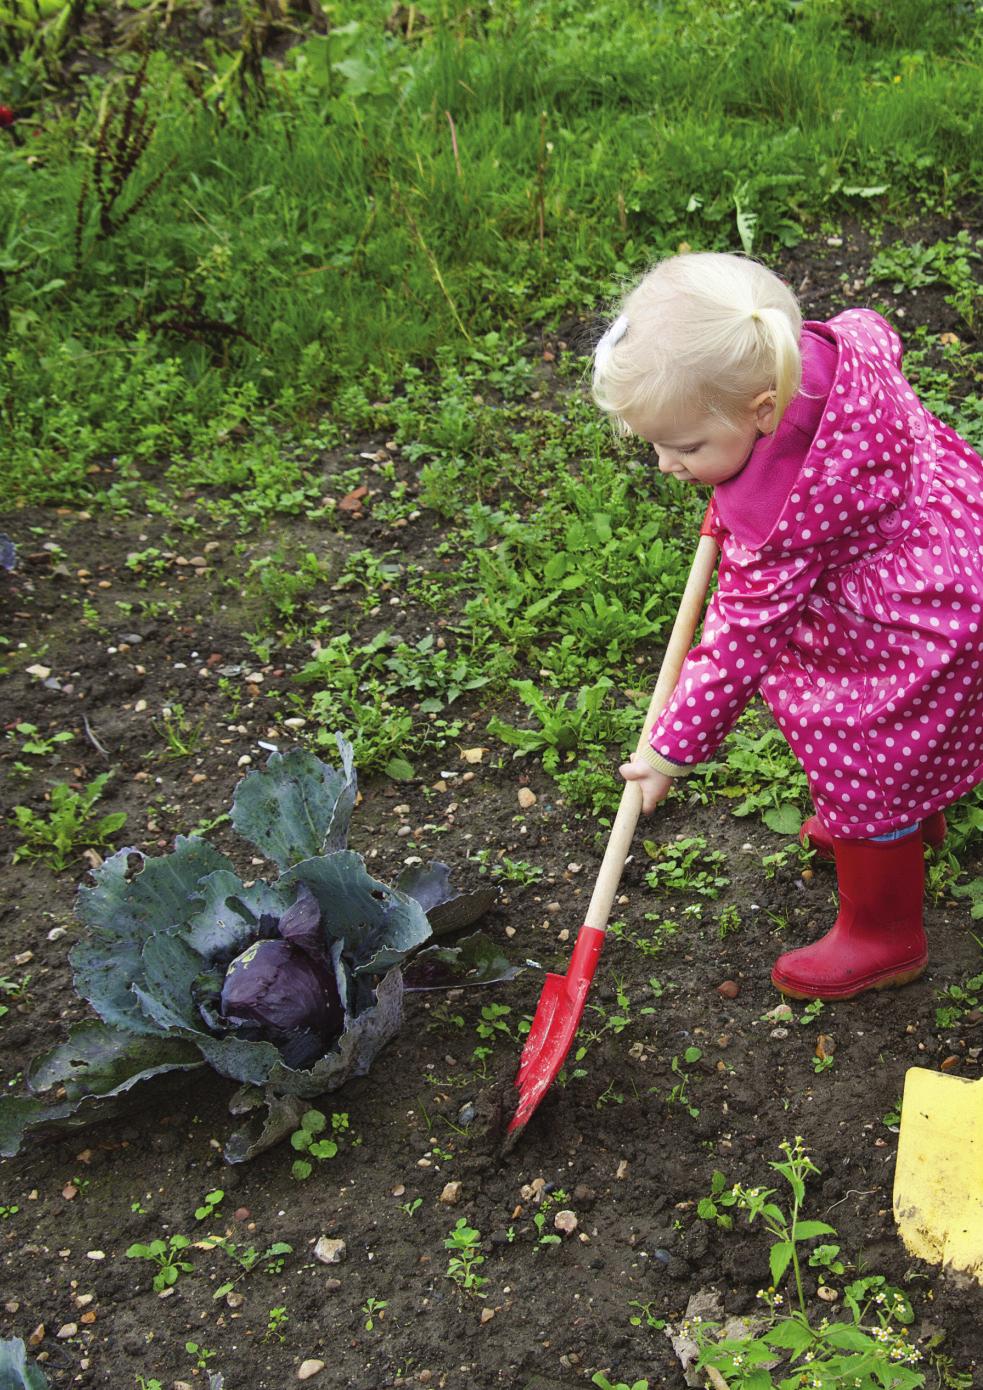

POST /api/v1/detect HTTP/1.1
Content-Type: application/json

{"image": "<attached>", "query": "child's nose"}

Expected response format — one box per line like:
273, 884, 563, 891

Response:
656, 451, 674, 473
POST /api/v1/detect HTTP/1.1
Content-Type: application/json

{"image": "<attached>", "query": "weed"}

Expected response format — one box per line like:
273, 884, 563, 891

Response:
154, 704, 207, 759
401, 1197, 423, 1217
690, 1139, 924, 1388
8, 723, 73, 757
185, 1341, 217, 1370
643, 837, 729, 900
628, 1299, 666, 1331
263, 1307, 289, 1344
11, 773, 127, 872
362, 1297, 388, 1331
209, 1239, 294, 1301
665, 1046, 703, 1118
125, 1235, 194, 1292
195, 1188, 224, 1223
444, 1218, 487, 1296
591, 1374, 648, 1390
697, 1171, 738, 1231
290, 1109, 349, 1180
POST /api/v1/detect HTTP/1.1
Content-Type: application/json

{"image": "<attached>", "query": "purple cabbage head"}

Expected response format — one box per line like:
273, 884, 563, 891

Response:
219, 885, 344, 1069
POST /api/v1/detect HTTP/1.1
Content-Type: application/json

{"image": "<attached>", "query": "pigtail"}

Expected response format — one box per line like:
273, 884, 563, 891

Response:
750, 306, 801, 429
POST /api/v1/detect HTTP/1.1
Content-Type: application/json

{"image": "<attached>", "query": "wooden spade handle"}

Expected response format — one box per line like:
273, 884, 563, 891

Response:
583, 528, 720, 934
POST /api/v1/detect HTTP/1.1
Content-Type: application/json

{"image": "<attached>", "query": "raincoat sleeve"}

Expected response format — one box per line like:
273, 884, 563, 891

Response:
645, 539, 825, 769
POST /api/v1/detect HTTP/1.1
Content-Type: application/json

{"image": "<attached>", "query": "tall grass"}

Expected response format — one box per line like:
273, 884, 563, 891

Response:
1, 0, 981, 506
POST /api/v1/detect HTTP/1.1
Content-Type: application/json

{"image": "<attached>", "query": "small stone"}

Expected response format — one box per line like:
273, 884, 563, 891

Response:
801, 868, 814, 882
717, 980, 739, 999
615, 1159, 629, 1179
517, 788, 537, 809
28, 1326, 44, 1347
762, 1003, 793, 1023
244, 673, 264, 684
439, 1182, 462, 1205
80, 1312, 97, 1325
397, 825, 412, 837
14, 951, 33, 966
234, 1207, 250, 1222
237, 755, 252, 768
553, 1210, 578, 1235
817, 1285, 839, 1302
284, 717, 306, 729
940, 1055, 960, 1072
75, 1295, 94, 1308
770, 1027, 789, 1040
26, 664, 52, 679
47, 927, 68, 942
566, 862, 582, 874
460, 747, 486, 764
57, 1323, 78, 1339
480, 1307, 495, 1324
226, 1292, 245, 1309
815, 1034, 835, 1061
5, 1301, 19, 1314
62, 1184, 78, 1201
298, 1360, 326, 1380
392, 1185, 406, 1197
313, 1237, 346, 1265
86, 1251, 105, 1261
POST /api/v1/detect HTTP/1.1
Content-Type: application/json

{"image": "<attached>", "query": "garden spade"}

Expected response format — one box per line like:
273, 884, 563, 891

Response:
893, 1066, 983, 1285
508, 511, 720, 1136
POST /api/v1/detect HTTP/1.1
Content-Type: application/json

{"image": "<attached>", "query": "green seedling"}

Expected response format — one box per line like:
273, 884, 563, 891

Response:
400, 1197, 423, 1217
9, 723, 74, 756
208, 1238, 294, 1300
444, 1218, 487, 1296
154, 703, 206, 758
195, 1188, 224, 1222
643, 837, 729, 900
290, 1109, 348, 1180
628, 1299, 666, 1330
263, 1306, 289, 1343
185, 1341, 216, 1370
362, 1297, 389, 1330
0, 1204, 20, 1219
11, 773, 127, 871
666, 1046, 703, 1118
883, 1097, 903, 1129
126, 1235, 194, 1292
697, 1170, 739, 1230
592, 1375, 649, 1390
798, 998, 825, 1026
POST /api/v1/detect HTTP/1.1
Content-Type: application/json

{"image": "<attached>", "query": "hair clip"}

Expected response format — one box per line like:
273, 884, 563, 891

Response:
594, 313, 629, 379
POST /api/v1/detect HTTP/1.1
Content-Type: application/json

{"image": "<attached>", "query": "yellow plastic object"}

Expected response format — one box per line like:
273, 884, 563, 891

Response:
893, 1067, 983, 1284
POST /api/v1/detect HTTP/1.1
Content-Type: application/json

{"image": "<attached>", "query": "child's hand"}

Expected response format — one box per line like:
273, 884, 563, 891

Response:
619, 758, 674, 815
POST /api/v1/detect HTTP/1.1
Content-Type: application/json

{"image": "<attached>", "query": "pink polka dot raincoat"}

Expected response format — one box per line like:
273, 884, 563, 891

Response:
647, 308, 983, 838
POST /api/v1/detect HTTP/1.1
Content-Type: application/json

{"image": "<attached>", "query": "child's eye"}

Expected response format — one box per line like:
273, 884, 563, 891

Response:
679, 445, 701, 456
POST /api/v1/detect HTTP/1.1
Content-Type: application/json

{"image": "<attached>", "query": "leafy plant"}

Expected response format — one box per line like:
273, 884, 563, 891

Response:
444, 1218, 487, 1296
125, 1235, 194, 1292
209, 1238, 293, 1300
643, 837, 729, 900
10, 773, 127, 872
289, 1108, 349, 1180
691, 1139, 924, 1388
0, 741, 503, 1163
195, 1189, 224, 1222
8, 723, 73, 757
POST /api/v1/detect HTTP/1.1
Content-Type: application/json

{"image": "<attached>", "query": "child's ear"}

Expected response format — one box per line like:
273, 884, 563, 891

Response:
752, 390, 777, 435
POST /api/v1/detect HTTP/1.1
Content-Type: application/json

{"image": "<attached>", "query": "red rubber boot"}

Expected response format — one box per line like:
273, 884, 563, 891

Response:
799, 810, 947, 861
771, 832, 928, 1001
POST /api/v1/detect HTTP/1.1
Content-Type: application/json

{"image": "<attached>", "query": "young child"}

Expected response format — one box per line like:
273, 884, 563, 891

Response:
592, 251, 983, 1002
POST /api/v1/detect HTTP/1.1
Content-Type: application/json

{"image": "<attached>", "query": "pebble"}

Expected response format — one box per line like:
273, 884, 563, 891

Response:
769, 1027, 789, 1040
237, 755, 252, 768
457, 1102, 476, 1126
313, 1237, 346, 1265
553, 1210, 578, 1235
244, 673, 264, 684
284, 717, 306, 730
47, 927, 69, 942
28, 1326, 44, 1347
234, 1207, 250, 1222
817, 1285, 839, 1302
14, 951, 33, 966
480, 1308, 495, 1324
297, 1360, 326, 1380
56, 1324, 77, 1339
717, 980, 739, 999
26, 664, 52, 679
226, 1292, 244, 1309
517, 788, 537, 809
439, 1182, 462, 1205
86, 1251, 105, 1261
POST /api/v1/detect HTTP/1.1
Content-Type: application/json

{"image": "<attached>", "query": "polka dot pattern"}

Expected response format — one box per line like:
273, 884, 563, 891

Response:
649, 309, 983, 839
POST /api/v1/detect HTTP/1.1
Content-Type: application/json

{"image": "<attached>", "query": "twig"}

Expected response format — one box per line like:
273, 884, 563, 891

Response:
704, 1367, 730, 1390
82, 713, 110, 759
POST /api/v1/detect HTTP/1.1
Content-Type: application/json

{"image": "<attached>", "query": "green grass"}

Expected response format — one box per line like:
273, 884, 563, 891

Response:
2, 0, 982, 509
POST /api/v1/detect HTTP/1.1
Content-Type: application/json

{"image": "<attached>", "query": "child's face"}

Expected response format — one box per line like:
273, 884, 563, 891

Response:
630, 396, 774, 486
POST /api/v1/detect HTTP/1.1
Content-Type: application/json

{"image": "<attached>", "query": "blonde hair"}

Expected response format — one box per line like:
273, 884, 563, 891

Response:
593, 252, 802, 436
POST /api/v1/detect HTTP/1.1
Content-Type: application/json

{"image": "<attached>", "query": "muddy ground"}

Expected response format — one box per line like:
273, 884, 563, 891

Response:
1, 220, 982, 1390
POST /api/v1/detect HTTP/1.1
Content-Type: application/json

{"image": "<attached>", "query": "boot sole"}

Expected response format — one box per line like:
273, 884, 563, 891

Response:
771, 958, 928, 1002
